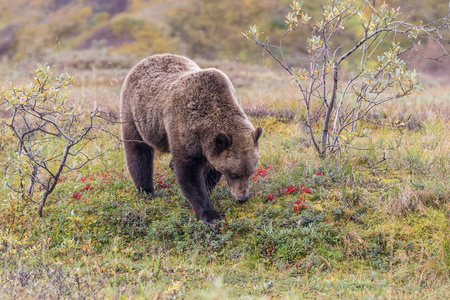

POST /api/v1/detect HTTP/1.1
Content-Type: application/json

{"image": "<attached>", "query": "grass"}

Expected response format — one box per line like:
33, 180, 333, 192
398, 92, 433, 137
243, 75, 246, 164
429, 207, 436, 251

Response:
0, 62, 449, 299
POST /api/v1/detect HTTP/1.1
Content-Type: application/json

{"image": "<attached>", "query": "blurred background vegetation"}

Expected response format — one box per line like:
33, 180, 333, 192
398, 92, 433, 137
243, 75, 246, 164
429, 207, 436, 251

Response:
0, 0, 448, 75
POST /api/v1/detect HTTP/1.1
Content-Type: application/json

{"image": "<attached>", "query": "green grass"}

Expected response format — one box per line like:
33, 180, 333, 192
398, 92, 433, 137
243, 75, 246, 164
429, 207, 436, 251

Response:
0, 67, 449, 299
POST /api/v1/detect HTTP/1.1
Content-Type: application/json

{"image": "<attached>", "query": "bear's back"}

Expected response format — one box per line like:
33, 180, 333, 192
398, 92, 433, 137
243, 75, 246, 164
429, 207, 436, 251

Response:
121, 54, 202, 151
125, 54, 200, 89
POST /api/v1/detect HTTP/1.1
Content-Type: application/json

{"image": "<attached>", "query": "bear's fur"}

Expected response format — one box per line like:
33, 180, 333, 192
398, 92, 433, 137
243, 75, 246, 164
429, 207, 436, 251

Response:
120, 54, 262, 224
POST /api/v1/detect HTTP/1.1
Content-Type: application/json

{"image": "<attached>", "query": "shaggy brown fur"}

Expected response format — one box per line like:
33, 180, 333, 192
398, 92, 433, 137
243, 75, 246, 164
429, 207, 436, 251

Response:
120, 54, 262, 224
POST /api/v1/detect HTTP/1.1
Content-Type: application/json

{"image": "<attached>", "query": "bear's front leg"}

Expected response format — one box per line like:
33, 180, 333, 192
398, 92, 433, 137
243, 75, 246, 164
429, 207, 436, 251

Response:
204, 167, 222, 192
172, 157, 223, 224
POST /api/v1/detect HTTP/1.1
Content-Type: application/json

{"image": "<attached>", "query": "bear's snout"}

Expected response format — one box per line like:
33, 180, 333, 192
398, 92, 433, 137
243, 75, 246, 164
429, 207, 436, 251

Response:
228, 180, 250, 204
237, 195, 249, 204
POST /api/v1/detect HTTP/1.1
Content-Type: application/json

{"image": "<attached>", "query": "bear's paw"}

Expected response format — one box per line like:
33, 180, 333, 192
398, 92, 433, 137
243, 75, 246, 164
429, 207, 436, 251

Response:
200, 209, 224, 225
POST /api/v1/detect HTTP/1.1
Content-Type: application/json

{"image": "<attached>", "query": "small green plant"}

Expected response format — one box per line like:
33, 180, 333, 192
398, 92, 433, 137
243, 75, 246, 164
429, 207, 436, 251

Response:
1, 64, 115, 216
439, 228, 450, 278
244, 0, 449, 157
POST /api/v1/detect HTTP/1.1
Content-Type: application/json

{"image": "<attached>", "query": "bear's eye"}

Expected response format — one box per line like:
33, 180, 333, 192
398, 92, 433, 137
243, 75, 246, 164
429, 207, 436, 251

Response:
229, 173, 240, 180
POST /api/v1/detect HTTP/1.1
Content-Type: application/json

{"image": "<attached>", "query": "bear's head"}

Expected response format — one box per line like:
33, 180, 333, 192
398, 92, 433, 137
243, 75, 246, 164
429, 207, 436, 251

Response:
208, 127, 263, 203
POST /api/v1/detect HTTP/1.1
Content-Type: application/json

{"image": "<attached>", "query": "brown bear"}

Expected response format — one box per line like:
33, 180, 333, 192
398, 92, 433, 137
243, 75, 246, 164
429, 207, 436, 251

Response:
120, 54, 262, 224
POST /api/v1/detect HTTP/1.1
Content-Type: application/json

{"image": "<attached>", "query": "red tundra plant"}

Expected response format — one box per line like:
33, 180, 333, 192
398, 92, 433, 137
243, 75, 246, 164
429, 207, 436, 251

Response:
72, 192, 82, 200
57, 176, 68, 183
80, 176, 94, 182
81, 183, 93, 192
252, 165, 273, 181
293, 197, 307, 211
72, 183, 95, 200
278, 185, 298, 195
265, 194, 276, 201
100, 171, 112, 179
278, 184, 310, 195
154, 173, 173, 189
300, 184, 310, 194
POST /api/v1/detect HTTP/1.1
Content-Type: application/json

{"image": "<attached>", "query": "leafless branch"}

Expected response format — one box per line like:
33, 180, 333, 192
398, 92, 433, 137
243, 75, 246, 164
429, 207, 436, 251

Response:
1, 65, 122, 217
246, 0, 449, 157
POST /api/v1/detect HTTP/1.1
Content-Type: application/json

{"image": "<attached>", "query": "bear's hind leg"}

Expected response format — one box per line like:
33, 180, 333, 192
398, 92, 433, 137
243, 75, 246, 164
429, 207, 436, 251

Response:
123, 123, 155, 195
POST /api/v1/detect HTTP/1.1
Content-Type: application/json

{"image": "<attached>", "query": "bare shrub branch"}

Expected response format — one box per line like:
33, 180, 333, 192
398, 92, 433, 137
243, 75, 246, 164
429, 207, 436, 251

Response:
1, 64, 119, 216
244, 0, 450, 157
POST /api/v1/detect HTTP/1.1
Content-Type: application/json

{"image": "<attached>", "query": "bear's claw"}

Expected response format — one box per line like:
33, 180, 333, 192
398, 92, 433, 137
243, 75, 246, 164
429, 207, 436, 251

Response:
200, 210, 224, 225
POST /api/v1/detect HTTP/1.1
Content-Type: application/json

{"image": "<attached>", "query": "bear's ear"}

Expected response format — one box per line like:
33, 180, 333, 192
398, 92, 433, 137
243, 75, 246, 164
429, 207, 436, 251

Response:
214, 131, 232, 154
253, 127, 263, 142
